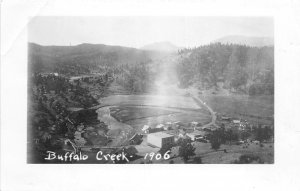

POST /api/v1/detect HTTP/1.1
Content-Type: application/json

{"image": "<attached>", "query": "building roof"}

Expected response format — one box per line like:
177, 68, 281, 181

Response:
142, 125, 150, 131
179, 129, 186, 133
187, 131, 207, 136
156, 124, 165, 128
221, 116, 231, 120
148, 132, 174, 138
233, 120, 240, 123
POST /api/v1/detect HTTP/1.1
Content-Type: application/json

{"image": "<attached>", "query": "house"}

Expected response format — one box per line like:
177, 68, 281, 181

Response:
163, 126, 170, 131
238, 123, 246, 131
166, 122, 172, 127
41, 72, 59, 77
164, 122, 172, 130
202, 127, 211, 132
149, 127, 163, 134
186, 131, 208, 141
172, 121, 183, 129
233, 120, 240, 124
221, 116, 231, 121
156, 124, 165, 129
190, 121, 199, 128
142, 125, 150, 133
147, 132, 174, 148
178, 129, 186, 137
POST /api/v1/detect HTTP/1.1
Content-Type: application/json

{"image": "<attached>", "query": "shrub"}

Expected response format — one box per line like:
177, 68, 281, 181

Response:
177, 138, 196, 162
234, 154, 263, 164
193, 156, 202, 164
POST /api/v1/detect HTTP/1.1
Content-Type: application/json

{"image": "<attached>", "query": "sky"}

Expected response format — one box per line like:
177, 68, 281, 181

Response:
28, 16, 273, 48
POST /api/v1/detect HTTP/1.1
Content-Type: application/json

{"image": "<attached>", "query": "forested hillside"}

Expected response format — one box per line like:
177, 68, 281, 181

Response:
28, 43, 159, 76
29, 42, 274, 95
28, 73, 114, 163
177, 43, 274, 95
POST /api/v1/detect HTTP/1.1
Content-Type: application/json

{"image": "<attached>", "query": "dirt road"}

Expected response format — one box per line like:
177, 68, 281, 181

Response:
187, 90, 219, 129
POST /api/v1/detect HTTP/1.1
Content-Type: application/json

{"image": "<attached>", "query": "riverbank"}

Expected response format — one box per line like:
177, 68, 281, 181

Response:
96, 106, 135, 147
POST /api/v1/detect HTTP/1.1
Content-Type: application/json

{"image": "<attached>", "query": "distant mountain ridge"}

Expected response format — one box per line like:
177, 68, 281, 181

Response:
214, 35, 274, 47
140, 41, 180, 52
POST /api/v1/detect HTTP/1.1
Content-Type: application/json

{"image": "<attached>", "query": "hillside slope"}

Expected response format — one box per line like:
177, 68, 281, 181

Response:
177, 43, 274, 95
28, 43, 162, 75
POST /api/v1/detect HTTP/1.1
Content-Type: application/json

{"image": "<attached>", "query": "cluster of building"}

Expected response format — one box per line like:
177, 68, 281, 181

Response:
142, 121, 210, 148
218, 115, 253, 131
40, 72, 59, 77
142, 122, 179, 134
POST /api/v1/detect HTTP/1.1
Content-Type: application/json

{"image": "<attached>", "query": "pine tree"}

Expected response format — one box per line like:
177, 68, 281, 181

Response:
178, 138, 195, 163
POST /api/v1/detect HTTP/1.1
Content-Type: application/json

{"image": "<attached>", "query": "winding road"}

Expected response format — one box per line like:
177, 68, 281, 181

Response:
187, 90, 219, 129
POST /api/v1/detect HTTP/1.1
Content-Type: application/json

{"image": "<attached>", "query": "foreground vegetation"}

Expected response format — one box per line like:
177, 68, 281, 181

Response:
28, 73, 111, 163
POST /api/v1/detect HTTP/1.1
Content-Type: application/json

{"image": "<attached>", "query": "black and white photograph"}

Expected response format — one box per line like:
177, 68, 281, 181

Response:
27, 16, 274, 164
2, 0, 300, 190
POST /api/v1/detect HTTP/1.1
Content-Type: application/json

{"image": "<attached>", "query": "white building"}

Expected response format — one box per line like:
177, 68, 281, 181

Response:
233, 120, 240, 124
142, 125, 150, 133
164, 122, 172, 130
147, 132, 174, 148
186, 131, 207, 141
173, 121, 183, 129
156, 124, 165, 129
190, 121, 199, 127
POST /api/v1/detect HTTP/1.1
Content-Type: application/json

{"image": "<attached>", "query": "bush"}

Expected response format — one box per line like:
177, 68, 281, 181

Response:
159, 142, 173, 156
234, 154, 263, 164
177, 138, 196, 162
260, 144, 264, 147
193, 156, 202, 164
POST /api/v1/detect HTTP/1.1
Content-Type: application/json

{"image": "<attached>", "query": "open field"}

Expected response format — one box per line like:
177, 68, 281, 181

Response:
98, 94, 211, 132
110, 106, 211, 131
193, 142, 274, 164
131, 141, 274, 164
100, 94, 201, 109
110, 106, 180, 122
199, 94, 274, 124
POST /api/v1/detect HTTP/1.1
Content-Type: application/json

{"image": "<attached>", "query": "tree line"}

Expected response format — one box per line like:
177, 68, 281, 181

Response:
177, 43, 274, 95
